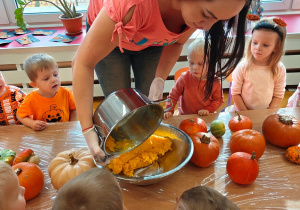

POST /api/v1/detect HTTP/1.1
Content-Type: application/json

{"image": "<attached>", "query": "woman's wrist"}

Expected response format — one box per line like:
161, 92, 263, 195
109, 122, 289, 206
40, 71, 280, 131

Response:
82, 124, 94, 133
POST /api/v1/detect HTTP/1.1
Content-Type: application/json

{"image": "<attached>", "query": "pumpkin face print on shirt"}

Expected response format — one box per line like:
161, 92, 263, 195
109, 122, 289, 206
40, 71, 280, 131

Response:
42, 104, 64, 123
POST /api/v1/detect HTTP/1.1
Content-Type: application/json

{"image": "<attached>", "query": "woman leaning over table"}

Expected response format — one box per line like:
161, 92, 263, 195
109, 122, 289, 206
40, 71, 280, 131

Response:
72, 0, 252, 162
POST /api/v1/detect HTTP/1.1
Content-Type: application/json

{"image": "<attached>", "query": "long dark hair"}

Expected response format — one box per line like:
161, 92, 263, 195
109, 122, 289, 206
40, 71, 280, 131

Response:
203, 0, 252, 100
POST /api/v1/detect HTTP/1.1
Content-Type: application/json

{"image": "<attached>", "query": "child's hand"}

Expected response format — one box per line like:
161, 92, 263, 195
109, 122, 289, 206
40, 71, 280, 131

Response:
198, 110, 209, 116
164, 111, 173, 119
31, 120, 47, 131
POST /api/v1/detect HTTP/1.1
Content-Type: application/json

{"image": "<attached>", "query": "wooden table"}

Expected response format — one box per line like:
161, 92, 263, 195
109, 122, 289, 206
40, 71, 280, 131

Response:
1, 107, 300, 210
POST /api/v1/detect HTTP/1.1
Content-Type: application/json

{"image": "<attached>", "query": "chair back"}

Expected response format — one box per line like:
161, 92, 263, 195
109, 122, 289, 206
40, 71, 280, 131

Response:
174, 67, 189, 82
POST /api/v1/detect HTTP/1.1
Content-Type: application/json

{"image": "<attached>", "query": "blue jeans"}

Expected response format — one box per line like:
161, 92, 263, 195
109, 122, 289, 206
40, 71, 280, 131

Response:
86, 22, 163, 97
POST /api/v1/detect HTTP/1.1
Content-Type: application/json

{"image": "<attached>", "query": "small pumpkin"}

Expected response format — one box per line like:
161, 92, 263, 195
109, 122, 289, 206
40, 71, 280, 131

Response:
262, 114, 300, 148
12, 162, 44, 201
209, 120, 226, 138
226, 151, 259, 185
190, 132, 219, 167
179, 118, 207, 136
285, 145, 300, 164
13, 148, 40, 165
229, 129, 265, 159
228, 111, 253, 133
48, 148, 96, 190
0, 149, 16, 166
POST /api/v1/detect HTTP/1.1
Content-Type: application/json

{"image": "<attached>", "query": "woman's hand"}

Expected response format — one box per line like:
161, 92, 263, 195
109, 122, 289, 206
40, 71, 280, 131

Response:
148, 77, 164, 101
83, 125, 108, 165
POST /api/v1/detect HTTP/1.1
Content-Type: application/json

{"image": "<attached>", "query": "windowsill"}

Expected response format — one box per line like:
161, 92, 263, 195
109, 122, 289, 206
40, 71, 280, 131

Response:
0, 25, 86, 53
1, 14, 300, 54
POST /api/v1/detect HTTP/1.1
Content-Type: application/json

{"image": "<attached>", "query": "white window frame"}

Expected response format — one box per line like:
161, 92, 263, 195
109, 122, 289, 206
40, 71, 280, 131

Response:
263, 0, 293, 10
0, 0, 87, 26
0, 0, 9, 24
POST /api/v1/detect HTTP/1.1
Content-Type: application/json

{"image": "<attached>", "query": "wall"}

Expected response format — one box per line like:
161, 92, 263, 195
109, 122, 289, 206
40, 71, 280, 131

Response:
0, 32, 299, 97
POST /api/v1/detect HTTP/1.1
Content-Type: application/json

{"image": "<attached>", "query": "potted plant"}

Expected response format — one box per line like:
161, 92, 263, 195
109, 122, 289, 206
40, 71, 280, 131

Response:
15, 0, 83, 35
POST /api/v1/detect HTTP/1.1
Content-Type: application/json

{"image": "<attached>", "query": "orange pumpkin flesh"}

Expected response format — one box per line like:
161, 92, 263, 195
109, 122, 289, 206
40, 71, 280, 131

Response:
190, 132, 219, 167
179, 118, 207, 136
226, 152, 259, 185
230, 129, 265, 159
262, 114, 300, 148
228, 111, 253, 133
12, 162, 44, 201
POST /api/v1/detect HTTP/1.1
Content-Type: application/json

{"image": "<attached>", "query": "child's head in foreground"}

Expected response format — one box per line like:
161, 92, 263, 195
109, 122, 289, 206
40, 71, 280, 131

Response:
24, 53, 61, 97
0, 71, 7, 97
175, 185, 239, 210
0, 161, 26, 210
52, 167, 124, 210
187, 38, 208, 81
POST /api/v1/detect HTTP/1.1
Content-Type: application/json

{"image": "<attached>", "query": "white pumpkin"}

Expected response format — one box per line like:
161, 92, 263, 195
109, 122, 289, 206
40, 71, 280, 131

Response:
48, 148, 96, 190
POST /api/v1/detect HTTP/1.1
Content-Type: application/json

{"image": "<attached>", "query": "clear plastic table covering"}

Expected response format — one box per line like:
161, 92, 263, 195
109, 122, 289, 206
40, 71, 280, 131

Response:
0, 107, 300, 210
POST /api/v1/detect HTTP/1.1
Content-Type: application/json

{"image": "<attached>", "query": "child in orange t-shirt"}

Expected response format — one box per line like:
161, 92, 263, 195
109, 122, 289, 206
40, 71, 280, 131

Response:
17, 53, 77, 131
0, 71, 27, 125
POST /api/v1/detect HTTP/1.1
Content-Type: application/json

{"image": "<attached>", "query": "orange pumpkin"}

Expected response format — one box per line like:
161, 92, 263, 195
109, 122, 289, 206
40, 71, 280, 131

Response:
229, 129, 265, 159
262, 114, 300, 148
179, 118, 207, 136
228, 111, 253, 133
190, 132, 219, 167
12, 162, 44, 201
226, 152, 259, 185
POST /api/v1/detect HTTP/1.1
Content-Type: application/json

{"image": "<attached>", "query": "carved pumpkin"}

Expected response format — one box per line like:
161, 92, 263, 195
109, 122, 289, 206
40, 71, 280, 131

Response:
48, 148, 96, 190
262, 114, 300, 148
229, 129, 265, 159
226, 152, 259, 185
42, 104, 64, 123
228, 111, 253, 133
12, 162, 44, 201
285, 146, 300, 164
190, 132, 219, 167
179, 118, 207, 136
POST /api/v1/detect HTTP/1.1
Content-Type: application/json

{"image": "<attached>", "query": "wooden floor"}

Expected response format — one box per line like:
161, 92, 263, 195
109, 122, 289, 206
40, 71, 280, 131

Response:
93, 90, 295, 113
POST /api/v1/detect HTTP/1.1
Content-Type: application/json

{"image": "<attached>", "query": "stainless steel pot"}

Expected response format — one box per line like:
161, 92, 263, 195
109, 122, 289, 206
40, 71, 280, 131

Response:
93, 88, 171, 156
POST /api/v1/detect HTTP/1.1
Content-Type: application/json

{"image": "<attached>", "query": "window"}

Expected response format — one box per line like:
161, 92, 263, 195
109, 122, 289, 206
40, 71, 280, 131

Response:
0, 0, 88, 25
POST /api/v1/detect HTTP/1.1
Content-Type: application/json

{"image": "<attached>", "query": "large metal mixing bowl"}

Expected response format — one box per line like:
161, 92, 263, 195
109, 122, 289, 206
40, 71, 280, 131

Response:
101, 123, 194, 185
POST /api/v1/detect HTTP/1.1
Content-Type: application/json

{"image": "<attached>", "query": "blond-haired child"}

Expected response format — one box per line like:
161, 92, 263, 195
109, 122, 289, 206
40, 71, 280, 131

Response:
16, 53, 77, 131
0, 71, 26, 125
164, 38, 224, 119
175, 185, 239, 210
0, 161, 26, 210
231, 17, 287, 111
52, 167, 125, 210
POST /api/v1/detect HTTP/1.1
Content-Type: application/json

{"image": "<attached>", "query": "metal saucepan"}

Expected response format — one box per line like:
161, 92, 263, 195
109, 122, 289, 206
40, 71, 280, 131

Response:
93, 88, 172, 157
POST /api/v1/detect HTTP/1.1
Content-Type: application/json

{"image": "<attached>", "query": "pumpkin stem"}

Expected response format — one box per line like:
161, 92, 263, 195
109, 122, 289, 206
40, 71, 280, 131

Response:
251, 151, 256, 160
235, 111, 242, 121
279, 114, 293, 125
15, 168, 22, 175
200, 134, 211, 144
68, 154, 78, 165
